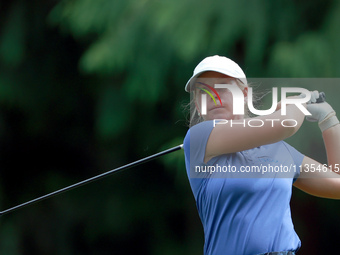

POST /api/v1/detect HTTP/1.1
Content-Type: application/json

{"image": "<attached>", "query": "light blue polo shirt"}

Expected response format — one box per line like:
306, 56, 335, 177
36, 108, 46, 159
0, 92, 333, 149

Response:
183, 120, 303, 255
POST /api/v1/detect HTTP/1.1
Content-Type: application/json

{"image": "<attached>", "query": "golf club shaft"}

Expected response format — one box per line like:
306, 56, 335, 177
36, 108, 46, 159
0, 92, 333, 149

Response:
0, 91, 325, 216
0, 144, 183, 216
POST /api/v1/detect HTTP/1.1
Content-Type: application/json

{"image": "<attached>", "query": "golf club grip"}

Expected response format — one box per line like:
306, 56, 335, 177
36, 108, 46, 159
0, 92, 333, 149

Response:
316, 92, 325, 103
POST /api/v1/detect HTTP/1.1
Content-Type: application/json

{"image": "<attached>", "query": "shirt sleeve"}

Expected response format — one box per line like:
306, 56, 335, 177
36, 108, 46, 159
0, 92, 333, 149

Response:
188, 120, 215, 164
183, 121, 215, 197
283, 141, 305, 182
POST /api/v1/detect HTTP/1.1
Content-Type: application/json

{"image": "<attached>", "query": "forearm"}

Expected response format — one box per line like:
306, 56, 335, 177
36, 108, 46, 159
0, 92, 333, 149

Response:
294, 98, 340, 198
251, 104, 306, 140
278, 104, 306, 134
305, 100, 340, 170
323, 122, 340, 171
275, 99, 306, 132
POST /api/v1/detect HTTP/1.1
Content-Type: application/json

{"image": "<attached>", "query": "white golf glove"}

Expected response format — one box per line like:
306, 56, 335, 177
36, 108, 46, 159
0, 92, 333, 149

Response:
308, 90, 319, 104
306, 101, 339, 132
299, 90, 320, 104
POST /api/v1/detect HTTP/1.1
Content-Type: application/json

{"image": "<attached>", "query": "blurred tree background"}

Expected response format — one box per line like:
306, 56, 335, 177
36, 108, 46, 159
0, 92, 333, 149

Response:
1, 0, 340, 254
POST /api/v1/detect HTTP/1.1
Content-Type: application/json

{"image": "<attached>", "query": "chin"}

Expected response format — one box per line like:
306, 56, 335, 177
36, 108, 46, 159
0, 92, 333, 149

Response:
206, 113, 234, 120
205, 109, 232, 120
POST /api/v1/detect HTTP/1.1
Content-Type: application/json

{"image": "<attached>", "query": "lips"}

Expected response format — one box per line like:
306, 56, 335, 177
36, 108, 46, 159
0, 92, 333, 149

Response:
209, 106, 224, 111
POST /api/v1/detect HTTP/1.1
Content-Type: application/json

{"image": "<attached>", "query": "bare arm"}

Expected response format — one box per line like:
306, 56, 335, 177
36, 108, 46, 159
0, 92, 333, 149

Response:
293, 103, 340, 199
322, 123, 340, 169
294, 156, 340, 199
205, 103, 306, 162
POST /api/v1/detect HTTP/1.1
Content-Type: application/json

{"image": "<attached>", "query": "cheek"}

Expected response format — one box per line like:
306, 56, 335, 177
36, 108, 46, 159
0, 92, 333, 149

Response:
195, 93, 212, 107
194, 95, 205, 112
194, 94, 201, 107
220, 91, 233, 105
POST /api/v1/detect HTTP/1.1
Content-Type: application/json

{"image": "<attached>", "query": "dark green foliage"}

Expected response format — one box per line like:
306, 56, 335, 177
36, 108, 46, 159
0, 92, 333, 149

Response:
1, 0, 340, 254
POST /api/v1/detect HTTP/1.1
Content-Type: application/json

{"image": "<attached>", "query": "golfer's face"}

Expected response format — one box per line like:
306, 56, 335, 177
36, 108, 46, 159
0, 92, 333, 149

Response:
195, 71, 247, 120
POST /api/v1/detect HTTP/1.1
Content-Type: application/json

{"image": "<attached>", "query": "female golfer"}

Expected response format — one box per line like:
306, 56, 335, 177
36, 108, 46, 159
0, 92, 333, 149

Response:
183, 55, 340, 255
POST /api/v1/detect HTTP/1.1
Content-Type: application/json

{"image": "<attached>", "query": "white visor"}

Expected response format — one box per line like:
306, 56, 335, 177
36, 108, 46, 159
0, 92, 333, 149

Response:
185, 55, 247, 92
